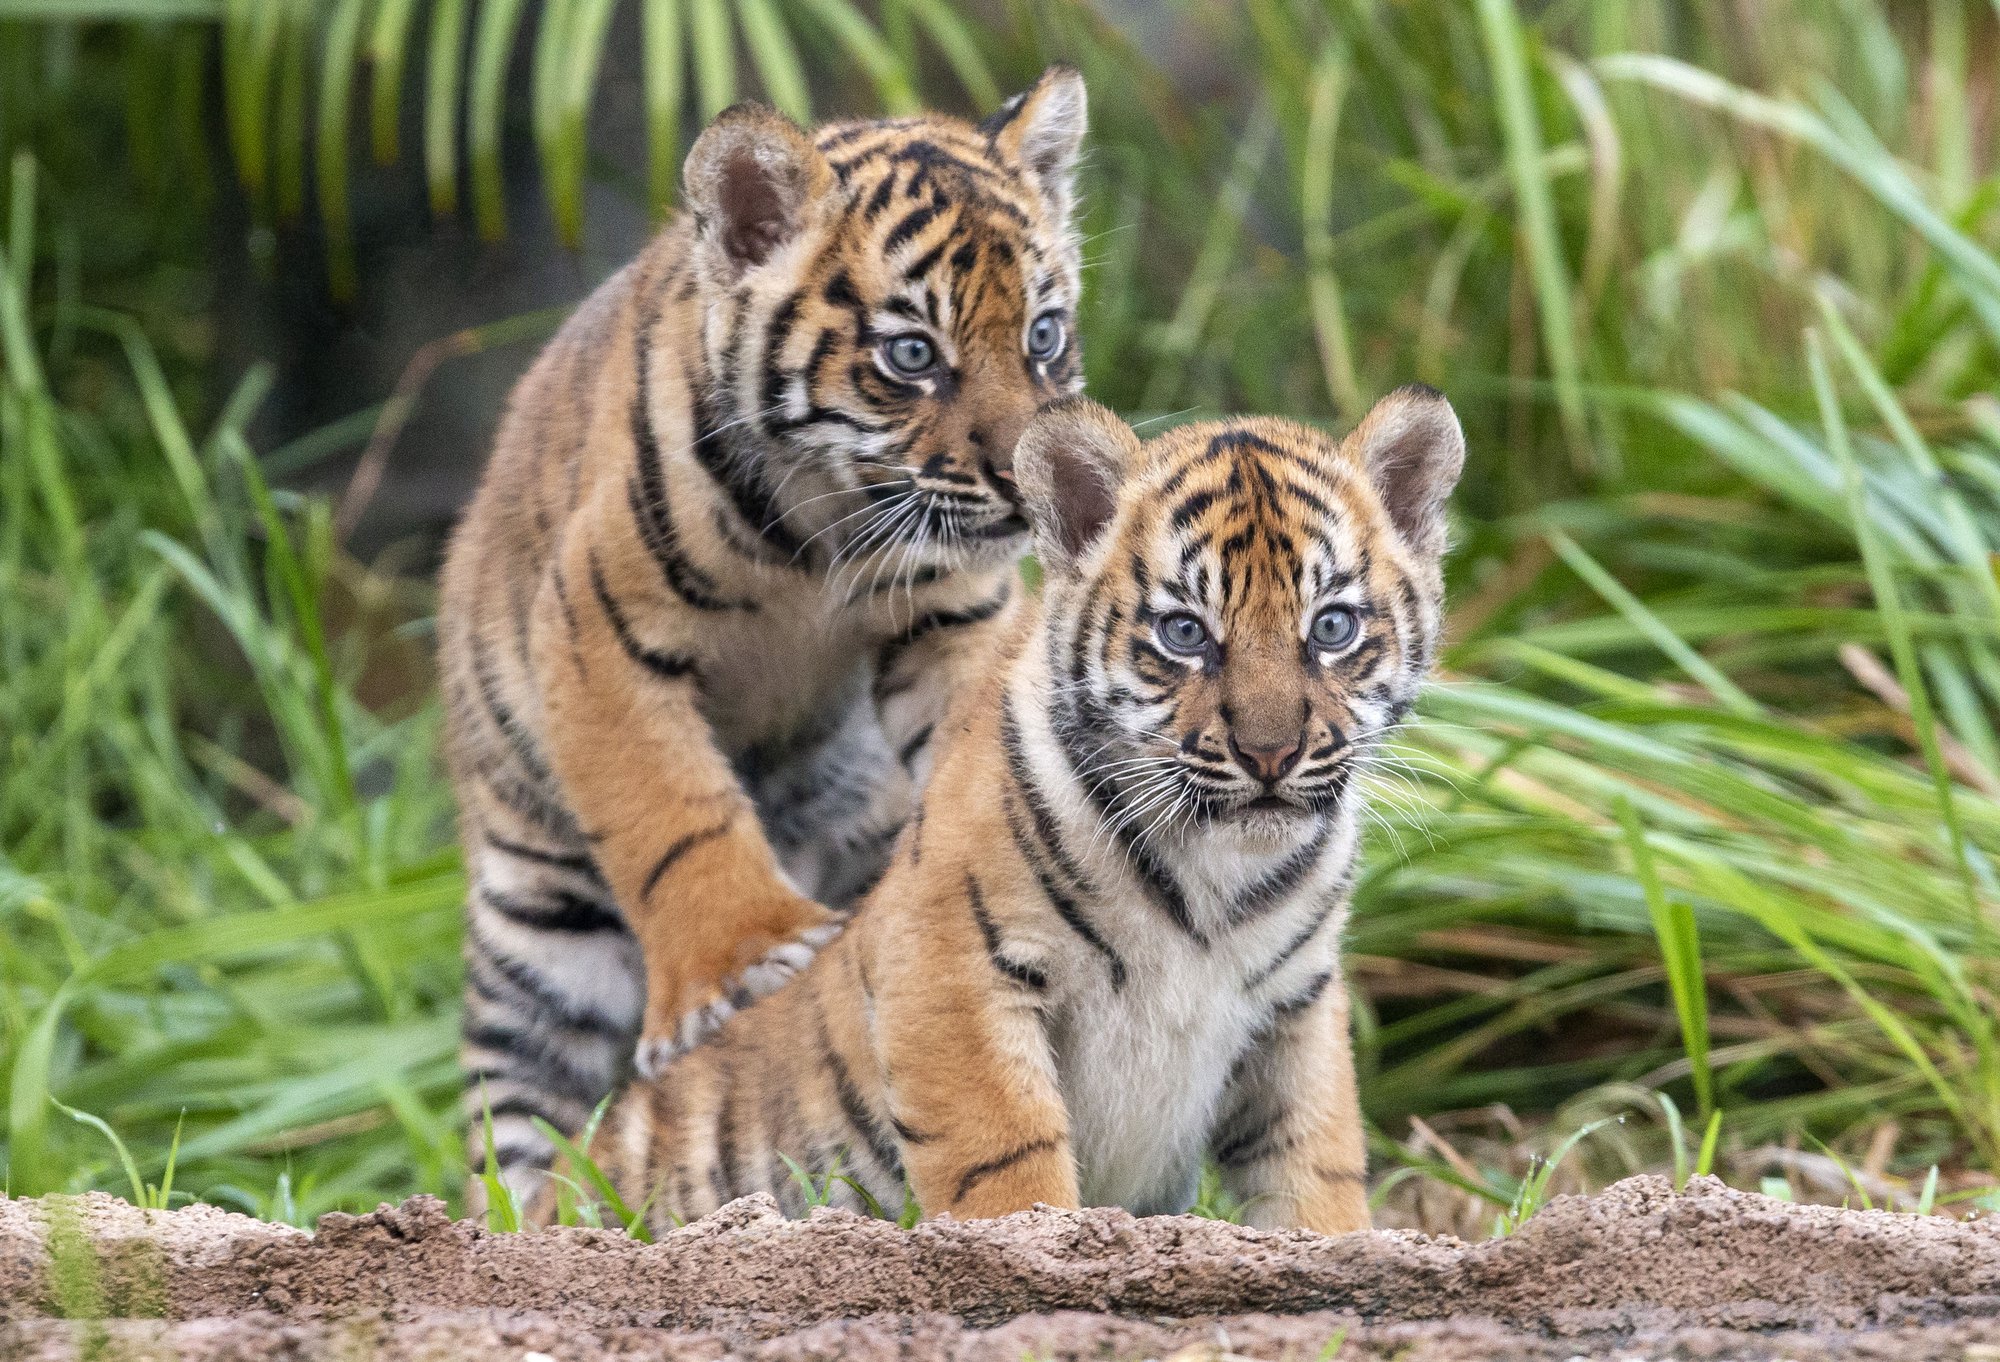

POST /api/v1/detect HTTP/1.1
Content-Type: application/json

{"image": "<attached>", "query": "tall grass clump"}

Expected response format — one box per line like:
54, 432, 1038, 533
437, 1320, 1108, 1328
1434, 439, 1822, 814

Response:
0, 148, 465, 1216
1, 1, 1996, 1224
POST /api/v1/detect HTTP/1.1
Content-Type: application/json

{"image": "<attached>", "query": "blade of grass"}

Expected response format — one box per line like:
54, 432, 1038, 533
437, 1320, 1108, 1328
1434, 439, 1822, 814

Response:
530, 0, 576, 241
688, 0, 735, 119
470, 0, 530, 241
1599, 53, 2000, 347
315, 0, 367, 301
791, 0, 917, 113
555, 0, 619, 247
221, 0, 283, 220
1619, 798, 1713, 1115
1301, 40, 1364, 418
1140, 100, 1275, 411
272, 0, 310, 223
896, 0, 999, 108
1807, 326, 1981, 920
6, 150, 33, 301
735, 0, 809, 122
1475, 0, 1591, 471
643, 0, 684, 218
423, 0, 468, 216
51, 1099, 146, 1203
368, 0, 419, 164
1547, 528, 1760, 716
1695, 1109, 1722, 1178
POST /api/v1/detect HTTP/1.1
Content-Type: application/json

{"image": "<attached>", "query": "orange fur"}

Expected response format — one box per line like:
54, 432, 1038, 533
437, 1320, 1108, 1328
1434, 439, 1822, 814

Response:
441, 72, 1090, 1207
590, 391, 1466, 1234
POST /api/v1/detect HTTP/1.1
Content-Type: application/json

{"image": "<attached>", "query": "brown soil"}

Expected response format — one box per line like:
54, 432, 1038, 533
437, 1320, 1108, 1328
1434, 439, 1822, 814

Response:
3, 1175, 1998, 1360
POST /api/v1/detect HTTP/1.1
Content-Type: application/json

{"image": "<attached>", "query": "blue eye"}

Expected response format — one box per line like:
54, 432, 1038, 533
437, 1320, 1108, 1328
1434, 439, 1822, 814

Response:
1027, 312, 1065, 361
1311, 605, 1360, 650
1158, 613, 1210, 655
884, 335, 937, 374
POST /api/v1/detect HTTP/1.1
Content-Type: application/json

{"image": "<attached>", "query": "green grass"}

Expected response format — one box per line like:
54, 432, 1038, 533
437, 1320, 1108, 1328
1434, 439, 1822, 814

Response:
2, 1, 1997, 1230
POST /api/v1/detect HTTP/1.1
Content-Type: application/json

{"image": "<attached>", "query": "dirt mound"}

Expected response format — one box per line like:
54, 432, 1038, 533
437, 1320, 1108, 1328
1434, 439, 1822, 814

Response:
3, 1176, 1998, 1360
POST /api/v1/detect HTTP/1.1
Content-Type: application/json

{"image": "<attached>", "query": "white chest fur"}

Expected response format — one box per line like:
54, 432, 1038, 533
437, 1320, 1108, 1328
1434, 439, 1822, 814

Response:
1053, 938, 1271, 1212
1046, 817, 1355, 1215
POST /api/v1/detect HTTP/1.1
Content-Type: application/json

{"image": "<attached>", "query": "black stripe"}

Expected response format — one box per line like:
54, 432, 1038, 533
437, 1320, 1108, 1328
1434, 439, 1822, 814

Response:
818, 1013, 902, 1180
627, 385, 756, 611
588, 551, 701, 682
966, 873, 1048, 992
1227, 823, 1333, 926
465, 923, 631, 1039
468, 628, 554, 785
881, 203, 939, 254
823, 269, 861, 309
461, 1021, 609, 1106
476, 1092, 575, 1127
476, 766, 578, 843
890, 585, 1011, 650
897, 723, 935, 770
1104, 798, 1205, 945
1000, 700, 1098, 894
1273, 968, 1335, 1017
952, 1137, 1060, 1205
550, 559, 582, 638
1004, 797, 1126, 990
481, 885, 625, 935
485, 833, 603, 883
978, 93, 1027, 139
863, 168, 900, 220
902, 237, 949, 282
1047, 693, 1206, 946
759, 290, 808, 424
1243, 893, 1344, 992
640, 819, 734, 901
877, 586, 1011, 678
685, 386, 810, 562
1213, 1113, 1292, 1171
712, 1061, 742, 1204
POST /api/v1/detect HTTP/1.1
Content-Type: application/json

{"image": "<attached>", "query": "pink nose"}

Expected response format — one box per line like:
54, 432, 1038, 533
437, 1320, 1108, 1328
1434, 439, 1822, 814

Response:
1229, 734, 1302, 785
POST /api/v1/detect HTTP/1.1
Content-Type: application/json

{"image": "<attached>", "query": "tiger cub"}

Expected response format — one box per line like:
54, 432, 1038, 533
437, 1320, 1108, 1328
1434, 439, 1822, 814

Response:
586, 388, 1465, 1233
440, 69, 1089, 1203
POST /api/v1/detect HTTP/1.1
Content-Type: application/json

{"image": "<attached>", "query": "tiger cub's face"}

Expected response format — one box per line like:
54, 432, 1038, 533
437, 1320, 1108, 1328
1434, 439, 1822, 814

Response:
681, 70, 1088, 576
1016, 392, 1465, 847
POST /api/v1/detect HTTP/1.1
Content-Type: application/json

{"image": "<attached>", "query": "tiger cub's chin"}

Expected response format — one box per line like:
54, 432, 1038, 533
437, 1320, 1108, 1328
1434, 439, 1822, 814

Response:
589, 388, 1465, 1237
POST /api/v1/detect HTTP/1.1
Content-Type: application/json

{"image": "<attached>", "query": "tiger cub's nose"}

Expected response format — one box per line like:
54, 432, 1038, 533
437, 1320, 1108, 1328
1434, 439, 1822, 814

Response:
1228, 733, 1303, 785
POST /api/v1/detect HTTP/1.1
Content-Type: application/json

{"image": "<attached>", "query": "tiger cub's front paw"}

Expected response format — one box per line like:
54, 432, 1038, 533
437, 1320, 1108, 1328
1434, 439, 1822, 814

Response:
633, 904, 843, 1079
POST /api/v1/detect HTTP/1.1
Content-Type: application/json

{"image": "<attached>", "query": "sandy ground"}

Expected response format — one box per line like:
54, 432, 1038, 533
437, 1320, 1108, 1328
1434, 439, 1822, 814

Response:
4, 1175, 1999, 1360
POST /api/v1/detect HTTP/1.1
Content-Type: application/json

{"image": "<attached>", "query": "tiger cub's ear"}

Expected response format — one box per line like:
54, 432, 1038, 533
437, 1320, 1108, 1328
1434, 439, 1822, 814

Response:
684, 103, 835, 275
1014, 398, 1139, 572
981, 65, 1088, 219
1342, 383, 1466, 559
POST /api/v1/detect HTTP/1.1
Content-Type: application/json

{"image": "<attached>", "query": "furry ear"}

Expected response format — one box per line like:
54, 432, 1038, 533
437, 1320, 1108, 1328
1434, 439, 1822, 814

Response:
981, 65, 1088, 216
1014, 397, 1139, 571
683, 104, 833, 274
1342, 384, 1466, 558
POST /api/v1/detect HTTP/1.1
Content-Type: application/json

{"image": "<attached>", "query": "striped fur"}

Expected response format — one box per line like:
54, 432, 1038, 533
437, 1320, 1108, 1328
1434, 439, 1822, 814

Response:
440, 70, 1089, 1209
587, 390, 1466, 1233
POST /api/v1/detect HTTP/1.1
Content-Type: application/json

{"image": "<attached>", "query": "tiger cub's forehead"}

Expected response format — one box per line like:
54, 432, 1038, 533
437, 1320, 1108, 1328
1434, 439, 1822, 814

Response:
1122, 419, 1385, 609
809, 115, 1076, 324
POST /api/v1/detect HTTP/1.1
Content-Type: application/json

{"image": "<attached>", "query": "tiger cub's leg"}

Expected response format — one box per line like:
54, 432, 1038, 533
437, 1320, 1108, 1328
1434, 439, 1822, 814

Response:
871, 888, 1081, 1219
1212, 972, 1370, 1234
533, 511, 839, 1079
456, 785, 643, 1215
